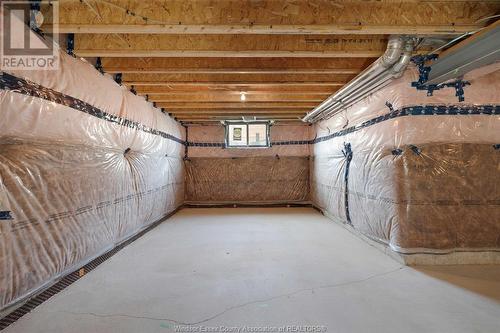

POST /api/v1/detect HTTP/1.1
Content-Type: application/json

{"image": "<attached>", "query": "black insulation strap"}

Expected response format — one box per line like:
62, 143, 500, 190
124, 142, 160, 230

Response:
66, 33, 74, 56
0, 211, 13, 220
342, 142, 353, 226
0, 72, 186, 146
183, 125, 189, 159
271, 140, 310, 145
311, 105, 499, 144
188, 142, 225, 147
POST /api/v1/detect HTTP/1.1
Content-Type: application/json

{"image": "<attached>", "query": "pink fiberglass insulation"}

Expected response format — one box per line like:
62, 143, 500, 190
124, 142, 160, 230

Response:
0, 48, 185, 310
310, 63, 500, 254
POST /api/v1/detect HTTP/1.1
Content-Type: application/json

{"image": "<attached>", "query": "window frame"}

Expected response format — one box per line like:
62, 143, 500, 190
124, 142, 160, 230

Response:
224, 121, 271, 148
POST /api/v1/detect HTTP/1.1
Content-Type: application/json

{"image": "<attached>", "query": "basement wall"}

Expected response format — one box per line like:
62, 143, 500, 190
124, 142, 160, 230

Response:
0, 49, 185, 311
185, 124, 310, 204
310, 63, 500, 256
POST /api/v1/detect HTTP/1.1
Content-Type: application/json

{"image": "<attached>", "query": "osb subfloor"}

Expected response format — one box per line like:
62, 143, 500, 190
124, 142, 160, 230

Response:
5, 208, 500, 333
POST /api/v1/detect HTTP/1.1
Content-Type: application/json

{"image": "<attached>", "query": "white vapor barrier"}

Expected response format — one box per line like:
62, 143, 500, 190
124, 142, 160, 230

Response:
310, 63, 500, 254
0, 48, 185, 310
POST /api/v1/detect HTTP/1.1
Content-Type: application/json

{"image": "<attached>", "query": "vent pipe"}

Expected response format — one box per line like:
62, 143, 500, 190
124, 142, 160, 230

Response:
303, 36, 415, 123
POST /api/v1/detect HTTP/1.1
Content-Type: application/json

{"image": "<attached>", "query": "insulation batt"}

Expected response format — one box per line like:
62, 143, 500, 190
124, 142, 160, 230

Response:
185, 124, 310, 204
310, 63, 500, 254
0, 48, 185, 311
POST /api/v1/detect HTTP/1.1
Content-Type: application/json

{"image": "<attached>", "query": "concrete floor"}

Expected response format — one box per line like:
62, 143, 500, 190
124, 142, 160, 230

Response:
5, 208, 500, 333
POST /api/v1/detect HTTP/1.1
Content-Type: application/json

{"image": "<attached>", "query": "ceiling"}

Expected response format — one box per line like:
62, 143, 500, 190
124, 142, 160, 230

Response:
41, 0, 500, 123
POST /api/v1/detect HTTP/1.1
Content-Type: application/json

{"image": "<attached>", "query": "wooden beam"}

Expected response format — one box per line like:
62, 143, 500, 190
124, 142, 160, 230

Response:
177, 118, 304, 123
100, 57, 374, 72
143, 93, 329, 102
134, 86, 340, 93
52, 24, 483, 36
77, 50, 383, 58
170, 110, 308, 115
158, 102, 317, 109
46, 0, 499, 34
121, 73, 355, 83
105, 68, 360, 75
74, 34, 387, 58
176, 114, 305, 119
125, 82, 345, 86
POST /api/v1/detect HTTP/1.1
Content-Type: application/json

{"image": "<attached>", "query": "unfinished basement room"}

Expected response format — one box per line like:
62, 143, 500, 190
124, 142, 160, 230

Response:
0, 1, 500, 332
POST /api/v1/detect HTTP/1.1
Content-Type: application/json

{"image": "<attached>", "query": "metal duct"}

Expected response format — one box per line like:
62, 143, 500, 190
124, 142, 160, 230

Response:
425, 21, 500, 85
303, 36, 415, 123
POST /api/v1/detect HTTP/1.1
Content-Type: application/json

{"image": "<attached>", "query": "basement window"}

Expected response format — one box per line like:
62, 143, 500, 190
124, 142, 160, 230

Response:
225, 121, 270, 148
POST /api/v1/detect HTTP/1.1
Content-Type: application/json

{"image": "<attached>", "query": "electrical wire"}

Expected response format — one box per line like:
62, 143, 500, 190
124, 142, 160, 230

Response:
475, 14, 500, 23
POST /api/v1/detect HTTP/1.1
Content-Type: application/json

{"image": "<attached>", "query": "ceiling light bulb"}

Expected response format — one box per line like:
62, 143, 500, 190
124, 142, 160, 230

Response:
240, 92, 246, 101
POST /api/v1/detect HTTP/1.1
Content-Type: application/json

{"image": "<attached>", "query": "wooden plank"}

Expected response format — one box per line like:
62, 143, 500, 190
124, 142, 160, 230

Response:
157, 102, 317, 109
170, 110, 308, 115
100, 57, 375, 71
176, 115, 305, 119
177, 118, 304, 123
74, 34, 387, 58
168, 110, 312, 114
134, 85, 340, 93
121, 73, 356, 83
105, 68, 361, 74
77, 50, 383, 58
143, 93, 329, 102
126, 82, 345, 86
52, 24, 482, 35
47, 0, 499, 32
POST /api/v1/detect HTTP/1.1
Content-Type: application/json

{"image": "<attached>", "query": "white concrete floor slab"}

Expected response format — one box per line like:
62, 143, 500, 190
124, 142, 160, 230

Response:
4, 208, 500, 333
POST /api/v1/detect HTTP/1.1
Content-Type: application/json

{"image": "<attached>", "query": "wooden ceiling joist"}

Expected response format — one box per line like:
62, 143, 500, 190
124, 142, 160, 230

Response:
100, 57, 374, 71
125, 82, 345, 87
106, 68, 360, 75
134, 86, 340, 93
142, 93, 329, 102
47, 0, 497, 35
56, 24, 481, 36
158, 102, 317, 109
177, 115, 304, 120
169, 110, 309, 115
74, 34, 387, 58
179, 119, 304, 123
121, 73, 356, 83
78, 50, 382, 58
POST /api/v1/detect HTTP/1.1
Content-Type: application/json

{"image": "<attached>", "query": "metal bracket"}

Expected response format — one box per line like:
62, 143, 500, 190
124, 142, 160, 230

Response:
66, 33, 75, 56
385, 101, 395, 112
29, 0, 43, 35
95, 57, 104, 74
114, 73, 122, 85
411, 54, 470, 102
411, 54, 439, 86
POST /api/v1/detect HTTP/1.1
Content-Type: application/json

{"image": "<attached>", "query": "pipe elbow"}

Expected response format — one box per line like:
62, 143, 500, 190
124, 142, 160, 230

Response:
379, 36, 405, 68
390, 39, 415, 77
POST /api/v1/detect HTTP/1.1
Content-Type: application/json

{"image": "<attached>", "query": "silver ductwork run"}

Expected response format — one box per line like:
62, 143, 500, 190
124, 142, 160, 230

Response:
303, 36, 416, 123
425, 22, 500, 85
